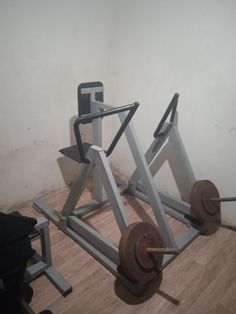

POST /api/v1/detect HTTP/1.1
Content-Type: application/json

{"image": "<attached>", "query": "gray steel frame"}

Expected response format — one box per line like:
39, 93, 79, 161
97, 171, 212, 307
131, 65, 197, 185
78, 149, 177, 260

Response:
33, 83, 200, 295
25, 216, 72, 297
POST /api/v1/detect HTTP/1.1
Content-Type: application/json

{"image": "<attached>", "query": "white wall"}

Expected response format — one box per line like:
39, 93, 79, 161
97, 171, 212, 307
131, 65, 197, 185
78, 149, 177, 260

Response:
109, 0, 236, 226
1, 0, 236, 226
0, 0, 113, 210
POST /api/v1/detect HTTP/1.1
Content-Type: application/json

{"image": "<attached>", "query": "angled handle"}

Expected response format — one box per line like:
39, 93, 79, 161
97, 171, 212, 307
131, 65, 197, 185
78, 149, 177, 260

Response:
74, 102, 139, 162
153, 93, 179, 138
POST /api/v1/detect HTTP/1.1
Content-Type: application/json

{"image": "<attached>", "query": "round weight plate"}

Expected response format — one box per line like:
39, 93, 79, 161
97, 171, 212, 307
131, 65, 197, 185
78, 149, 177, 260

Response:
119, 222, 164, 283
190, 180, 221, 224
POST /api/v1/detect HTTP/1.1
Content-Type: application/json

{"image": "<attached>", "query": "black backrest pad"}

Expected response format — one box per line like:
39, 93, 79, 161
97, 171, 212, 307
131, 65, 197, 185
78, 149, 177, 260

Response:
78, 82, 104, 122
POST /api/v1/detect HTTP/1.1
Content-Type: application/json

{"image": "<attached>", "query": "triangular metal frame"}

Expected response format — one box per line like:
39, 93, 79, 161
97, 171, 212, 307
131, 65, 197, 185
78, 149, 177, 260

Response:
61, 145, 129, 232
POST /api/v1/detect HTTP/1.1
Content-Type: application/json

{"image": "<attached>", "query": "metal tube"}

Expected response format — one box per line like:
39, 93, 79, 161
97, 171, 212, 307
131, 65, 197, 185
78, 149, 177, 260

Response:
79, 102, 139, 124
119, 113, 177, 248
153, 93, 179, 138
91, 92, 103, 202
146, 248, 180, 254
106, 102, 139, 156
210, 197, 236, 202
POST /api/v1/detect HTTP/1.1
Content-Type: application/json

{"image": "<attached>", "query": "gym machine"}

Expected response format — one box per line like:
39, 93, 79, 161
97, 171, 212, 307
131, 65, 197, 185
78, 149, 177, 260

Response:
34, 82, 233, 295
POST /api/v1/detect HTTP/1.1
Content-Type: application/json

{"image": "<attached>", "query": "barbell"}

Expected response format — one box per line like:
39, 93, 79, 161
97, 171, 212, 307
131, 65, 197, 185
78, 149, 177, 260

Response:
119, 180, 235, 283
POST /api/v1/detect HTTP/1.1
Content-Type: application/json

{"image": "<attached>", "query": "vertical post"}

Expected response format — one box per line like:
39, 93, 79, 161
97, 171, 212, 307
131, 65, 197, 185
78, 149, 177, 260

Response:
39, 220, 52, 266
90, 92, 104, 202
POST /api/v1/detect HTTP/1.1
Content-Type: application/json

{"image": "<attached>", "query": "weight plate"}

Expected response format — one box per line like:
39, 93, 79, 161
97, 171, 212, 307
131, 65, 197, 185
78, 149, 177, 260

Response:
190, 180, 221, 226
119, 222, 163, 283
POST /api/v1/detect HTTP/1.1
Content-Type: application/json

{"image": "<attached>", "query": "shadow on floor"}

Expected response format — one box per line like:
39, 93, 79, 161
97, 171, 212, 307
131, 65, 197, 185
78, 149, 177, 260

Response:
114, 273, 180, 306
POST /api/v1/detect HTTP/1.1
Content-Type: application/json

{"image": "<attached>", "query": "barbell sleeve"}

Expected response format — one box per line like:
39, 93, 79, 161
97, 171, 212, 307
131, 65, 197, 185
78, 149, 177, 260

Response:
209, 197, 236, 202
146, 247, 180, 255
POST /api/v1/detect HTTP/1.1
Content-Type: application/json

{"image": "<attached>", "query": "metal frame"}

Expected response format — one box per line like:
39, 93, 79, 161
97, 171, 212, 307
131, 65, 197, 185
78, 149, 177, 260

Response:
129, 118, 195, 213
33, 82, 201, 295
25, 216, 72, 297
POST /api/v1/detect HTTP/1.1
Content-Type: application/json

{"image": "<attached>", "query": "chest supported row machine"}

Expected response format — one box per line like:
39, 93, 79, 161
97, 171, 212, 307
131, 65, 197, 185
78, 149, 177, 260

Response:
33, 81, 224, 295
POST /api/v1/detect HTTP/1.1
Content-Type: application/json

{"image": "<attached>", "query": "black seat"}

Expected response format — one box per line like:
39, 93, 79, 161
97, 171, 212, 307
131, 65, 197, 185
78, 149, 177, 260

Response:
59, 143, 92, 163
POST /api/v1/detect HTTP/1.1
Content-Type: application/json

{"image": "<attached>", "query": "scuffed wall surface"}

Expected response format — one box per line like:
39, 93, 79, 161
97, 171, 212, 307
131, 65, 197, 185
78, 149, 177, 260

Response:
109, 0, 236, 226
0, 0, 113, 209
1, 0, 236, 226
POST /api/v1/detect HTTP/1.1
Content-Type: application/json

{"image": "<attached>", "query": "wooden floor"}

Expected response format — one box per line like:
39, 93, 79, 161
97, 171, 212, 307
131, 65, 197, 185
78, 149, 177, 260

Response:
19, 186, 236, 314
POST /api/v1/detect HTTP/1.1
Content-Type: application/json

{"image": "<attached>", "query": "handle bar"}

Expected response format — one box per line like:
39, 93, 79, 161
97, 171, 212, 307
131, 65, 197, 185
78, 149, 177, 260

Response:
153, 93, 179, 138
74, 102, 139, 163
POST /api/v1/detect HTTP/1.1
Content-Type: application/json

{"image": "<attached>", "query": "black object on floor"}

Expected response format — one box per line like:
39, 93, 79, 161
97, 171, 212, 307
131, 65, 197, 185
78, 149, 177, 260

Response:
23, 283, 34, 304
